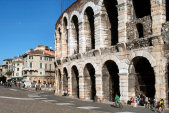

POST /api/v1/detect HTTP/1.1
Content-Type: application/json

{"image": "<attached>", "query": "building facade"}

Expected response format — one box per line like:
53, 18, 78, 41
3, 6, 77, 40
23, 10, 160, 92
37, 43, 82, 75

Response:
2, 59, 13, 80
12, 56, 24, 82
54, 0, 169, 107
22, 45, 55, 85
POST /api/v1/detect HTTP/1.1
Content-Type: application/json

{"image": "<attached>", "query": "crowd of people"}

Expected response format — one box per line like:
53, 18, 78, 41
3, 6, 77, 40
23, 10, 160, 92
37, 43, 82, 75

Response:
127, 94, 165, 111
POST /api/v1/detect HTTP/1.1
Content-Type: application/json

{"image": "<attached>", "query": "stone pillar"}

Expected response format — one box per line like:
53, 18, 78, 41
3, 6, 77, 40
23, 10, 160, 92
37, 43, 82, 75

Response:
61, 25, 68, 57
154, 65, 167, 104
79, 20, 87, 53
67, 70, 72, 97
69, 24, 77, 55
117, 2, 128, 43
94, 12, 111, 48
55, 30, 61, 58
95, 74, 103, 102
79, 75, 85, 99
119, 72, 129, 103
151, 0, 166, 35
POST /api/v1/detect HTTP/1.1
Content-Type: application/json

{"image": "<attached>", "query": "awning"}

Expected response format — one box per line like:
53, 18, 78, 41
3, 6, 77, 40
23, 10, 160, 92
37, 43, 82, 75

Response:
9, 77, 23, 82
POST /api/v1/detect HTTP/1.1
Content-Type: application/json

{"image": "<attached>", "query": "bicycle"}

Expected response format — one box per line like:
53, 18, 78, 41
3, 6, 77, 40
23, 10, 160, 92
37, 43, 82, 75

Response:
111, 102, 123, 109
154, 104, 165, 113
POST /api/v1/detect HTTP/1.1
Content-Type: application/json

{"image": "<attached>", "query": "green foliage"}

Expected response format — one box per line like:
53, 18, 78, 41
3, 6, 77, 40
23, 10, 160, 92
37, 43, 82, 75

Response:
6, 71, 12, 76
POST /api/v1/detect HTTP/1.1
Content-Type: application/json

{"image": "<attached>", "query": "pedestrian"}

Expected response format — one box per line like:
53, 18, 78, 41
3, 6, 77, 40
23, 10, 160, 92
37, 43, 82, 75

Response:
115, 94, 120, 106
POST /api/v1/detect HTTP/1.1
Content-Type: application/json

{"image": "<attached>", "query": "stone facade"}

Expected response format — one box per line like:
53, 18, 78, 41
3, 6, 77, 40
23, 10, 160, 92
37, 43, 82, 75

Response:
22, 45, 55, 85
54, 0, 169, 107
11, 56, 24, 81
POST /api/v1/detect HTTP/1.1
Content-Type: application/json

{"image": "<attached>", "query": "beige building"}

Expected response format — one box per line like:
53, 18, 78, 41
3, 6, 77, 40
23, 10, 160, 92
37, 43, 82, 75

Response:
2, 59, 13, 80
11, 56, 24, 82
54, 0, 169, 107
22, 45, 55, 85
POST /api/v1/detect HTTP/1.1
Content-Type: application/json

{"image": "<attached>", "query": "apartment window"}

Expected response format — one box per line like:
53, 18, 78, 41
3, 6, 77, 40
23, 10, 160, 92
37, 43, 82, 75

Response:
30, 62, 32, 68
17, 68, 19, 71
29, 56, 33, 59
50, 64, 52, 71
17, 63, 19, 66
40, 56, 42, 60
40, 63, 42, 69
30, 72, 32, 75
16, 73, 18, 76
40, 72, 42, 75
45, 64, 47, 69
49, 58, 52, 61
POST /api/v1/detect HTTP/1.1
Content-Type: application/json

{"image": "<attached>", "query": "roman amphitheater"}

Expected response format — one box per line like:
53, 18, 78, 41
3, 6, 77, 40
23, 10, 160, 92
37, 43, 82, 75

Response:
54, 0, 169, 107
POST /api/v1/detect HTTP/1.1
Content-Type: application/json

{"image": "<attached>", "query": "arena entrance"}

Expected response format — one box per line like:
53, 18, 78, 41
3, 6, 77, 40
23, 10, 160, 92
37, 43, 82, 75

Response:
129, 57, 155, 98
102, 60, 120, 102
83, 63, 96, 100
58, 69, 62, 95
63, 68, 68, 95
71, 65, 79, 98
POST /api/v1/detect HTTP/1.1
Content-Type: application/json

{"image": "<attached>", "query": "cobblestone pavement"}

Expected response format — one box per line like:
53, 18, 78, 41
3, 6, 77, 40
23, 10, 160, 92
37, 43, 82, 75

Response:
0, 86, 168, 113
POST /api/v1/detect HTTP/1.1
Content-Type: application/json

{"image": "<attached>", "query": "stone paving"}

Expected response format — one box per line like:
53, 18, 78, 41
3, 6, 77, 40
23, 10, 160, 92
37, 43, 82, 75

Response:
0, 86, 169, 113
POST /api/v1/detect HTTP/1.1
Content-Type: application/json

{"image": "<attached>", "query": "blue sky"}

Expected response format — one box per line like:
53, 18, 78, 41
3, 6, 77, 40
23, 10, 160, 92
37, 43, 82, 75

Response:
0, 0, 75, 64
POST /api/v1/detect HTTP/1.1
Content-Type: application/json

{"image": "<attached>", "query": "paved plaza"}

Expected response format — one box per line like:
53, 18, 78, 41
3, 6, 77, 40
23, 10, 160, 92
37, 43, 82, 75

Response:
0, 86, 168, 113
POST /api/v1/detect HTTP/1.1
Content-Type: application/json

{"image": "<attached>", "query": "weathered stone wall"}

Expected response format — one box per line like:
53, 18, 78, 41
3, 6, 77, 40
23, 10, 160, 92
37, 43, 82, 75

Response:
54, 0, 169, 107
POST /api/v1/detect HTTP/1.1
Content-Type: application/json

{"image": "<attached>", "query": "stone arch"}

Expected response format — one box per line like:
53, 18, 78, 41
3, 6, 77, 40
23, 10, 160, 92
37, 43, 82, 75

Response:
62, 13, 69, 27
62, 16, 69, 57
128, 56, 156, 99
101, 55, 121, 71
63, 67, 68, 95
70, 15, 79, 54
83, 63, 96, 100
81, 2, 96, 18
128, 51, 156, 67
71, 65, 79, 98
102, 60, 120, 102
100, 0, 118, 46
166, 0, 169, 21
82, 59, 98, 75
132, 0, 151, 18
70, 11, 80, 22
82, 6, 95, 51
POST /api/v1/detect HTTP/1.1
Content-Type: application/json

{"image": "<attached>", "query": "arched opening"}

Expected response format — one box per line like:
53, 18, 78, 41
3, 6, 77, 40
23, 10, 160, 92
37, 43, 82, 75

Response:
71, 65, 79, 98
71, 15, 79, 54
58, 69, 62, 94
132, 0, 151, 18
129, 57, 155, 98
103, 0, 118, 45
136, 23, 144, 38
84, 7, 95, 51
63, 68, 68, 95
63, 17, 68, 56
83, 63, 96, 100
166, 0, 169, 21
102, 60, 120, 102
0, 76, 6, 83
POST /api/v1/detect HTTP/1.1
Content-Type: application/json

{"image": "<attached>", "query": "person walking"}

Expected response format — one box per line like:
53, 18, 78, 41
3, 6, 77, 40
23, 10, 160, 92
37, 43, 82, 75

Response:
115, 94, 120, 106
